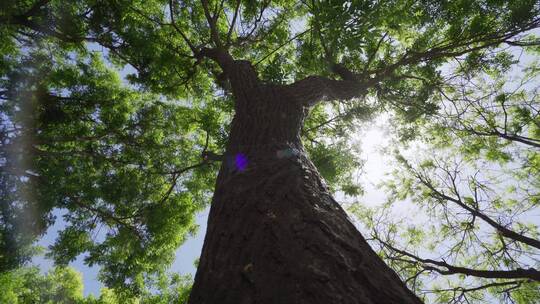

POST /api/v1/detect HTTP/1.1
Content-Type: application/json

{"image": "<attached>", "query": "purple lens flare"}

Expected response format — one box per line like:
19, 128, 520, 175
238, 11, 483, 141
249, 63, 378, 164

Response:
235, 153, 248, 171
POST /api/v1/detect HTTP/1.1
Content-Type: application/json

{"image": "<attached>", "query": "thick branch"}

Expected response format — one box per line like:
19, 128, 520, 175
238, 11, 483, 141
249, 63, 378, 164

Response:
197, 47, 259, 93
431, 280, 524, 294
381, 239, 540, 281
506, 39, 540, 47
286, 76, 370, 106
197, 47, 235, 72
456, 126, 540, 148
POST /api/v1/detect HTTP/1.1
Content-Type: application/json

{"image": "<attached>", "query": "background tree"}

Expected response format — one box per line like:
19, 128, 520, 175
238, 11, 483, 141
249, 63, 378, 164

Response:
1, 0, 540, 303
1, 266, 85, 303
0, 265, 192, 303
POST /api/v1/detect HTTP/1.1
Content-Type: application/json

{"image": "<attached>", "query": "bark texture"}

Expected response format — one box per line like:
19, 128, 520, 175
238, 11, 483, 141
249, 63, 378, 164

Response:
188, 61, 422, 304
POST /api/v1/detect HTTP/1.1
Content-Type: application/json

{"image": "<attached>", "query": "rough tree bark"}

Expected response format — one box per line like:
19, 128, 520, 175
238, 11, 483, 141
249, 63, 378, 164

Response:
188, 55, 422, 304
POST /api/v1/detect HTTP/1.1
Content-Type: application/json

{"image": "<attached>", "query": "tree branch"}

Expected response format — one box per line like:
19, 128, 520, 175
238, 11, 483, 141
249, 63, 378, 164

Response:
370, 19, 540, 80
380, 239, 540, 281
285, 76, 372, 106
289, 18, 540, 108
69, 196, 144, 241
254, 28, 310, 66
201, 0, 223, 48
225, 0, 241, 48
417, 173, 540, 250
169, 0, 198, 55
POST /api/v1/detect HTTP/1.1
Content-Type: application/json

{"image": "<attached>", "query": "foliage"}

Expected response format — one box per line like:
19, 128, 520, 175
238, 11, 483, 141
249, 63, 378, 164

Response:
1, 0, 540, 301
351, 49, 540, 302
0, 266, 84, 304
0, 41, 220, 292
0, 265, 192, 303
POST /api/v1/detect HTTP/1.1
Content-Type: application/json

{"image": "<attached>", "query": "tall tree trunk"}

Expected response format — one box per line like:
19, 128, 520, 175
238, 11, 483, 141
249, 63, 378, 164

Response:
188, 64, 422, 304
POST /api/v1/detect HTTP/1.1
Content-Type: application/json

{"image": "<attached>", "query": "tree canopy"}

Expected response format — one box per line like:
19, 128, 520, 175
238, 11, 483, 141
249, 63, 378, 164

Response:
351, 53, 540, 302
1, 0, 540, 302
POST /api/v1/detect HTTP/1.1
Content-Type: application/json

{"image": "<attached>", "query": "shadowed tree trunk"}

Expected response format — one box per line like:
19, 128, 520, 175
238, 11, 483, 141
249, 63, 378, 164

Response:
188, 58, 422, 304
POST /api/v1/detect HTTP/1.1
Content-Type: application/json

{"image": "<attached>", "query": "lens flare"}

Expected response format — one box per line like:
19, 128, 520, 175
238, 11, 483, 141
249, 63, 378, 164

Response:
235, 153, 248, 171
